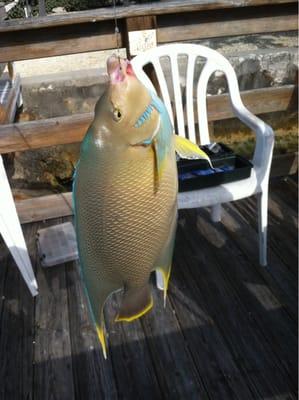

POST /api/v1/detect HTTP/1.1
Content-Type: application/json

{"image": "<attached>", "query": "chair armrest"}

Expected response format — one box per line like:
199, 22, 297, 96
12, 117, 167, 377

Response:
233, 103, 274, 177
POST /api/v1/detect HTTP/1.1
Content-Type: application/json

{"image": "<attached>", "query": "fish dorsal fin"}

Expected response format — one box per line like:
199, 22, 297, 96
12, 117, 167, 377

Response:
174, 136, 213, 168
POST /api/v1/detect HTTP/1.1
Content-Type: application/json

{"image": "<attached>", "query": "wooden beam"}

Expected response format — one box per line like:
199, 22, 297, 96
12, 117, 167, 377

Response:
158, 4, 298, 43
0, 85, 296, 154
206, 84, 298, 122
16, 192, 73, 224
0, 2, 296, 62
15, 152, 298, 224
0, 21, 121, 63
0, 0, 295, 32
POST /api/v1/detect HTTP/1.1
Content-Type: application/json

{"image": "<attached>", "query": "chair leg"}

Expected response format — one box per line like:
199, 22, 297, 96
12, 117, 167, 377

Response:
211, 204, 222, 222
155, 270, 164, 290
257, 190, 268, 267
0, 157, 38, 296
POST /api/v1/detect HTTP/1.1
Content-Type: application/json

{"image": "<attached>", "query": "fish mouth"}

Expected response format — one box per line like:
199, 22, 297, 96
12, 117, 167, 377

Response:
107, 55, 135, 84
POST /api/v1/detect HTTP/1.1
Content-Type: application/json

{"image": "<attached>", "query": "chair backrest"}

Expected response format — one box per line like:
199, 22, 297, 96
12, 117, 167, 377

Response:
131, 43, 244, 146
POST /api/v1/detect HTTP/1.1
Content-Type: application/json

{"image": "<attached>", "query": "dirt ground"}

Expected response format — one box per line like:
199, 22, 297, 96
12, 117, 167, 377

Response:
12, 49, 127, 77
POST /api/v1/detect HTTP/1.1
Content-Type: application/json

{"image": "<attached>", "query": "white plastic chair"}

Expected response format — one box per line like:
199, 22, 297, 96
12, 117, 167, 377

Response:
132, 44, 274, 275
0, 155, 38, 296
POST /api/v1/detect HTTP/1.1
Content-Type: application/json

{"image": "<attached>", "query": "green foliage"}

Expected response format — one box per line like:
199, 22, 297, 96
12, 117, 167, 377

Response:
4, 0, 154, 19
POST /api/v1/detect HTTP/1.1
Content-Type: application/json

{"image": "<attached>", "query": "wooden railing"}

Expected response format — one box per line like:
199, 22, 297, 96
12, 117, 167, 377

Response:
0, 0, 297, 62
0, 0, 297, 223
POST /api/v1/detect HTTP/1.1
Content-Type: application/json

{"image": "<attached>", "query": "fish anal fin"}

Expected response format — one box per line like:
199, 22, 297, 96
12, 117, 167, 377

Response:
156, 266, 172, 307
115, 284, 153, 322
96, 323, 107, 359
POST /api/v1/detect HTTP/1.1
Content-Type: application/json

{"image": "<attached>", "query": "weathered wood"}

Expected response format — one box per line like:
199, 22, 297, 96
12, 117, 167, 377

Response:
104, 291, 163, 399
33, 219, 75, 400
65, 258, 119, 399
221, 201, 298, 321
1, 85, 296, 154
0, 0, 295, 32
0, 2, 296, 61
0, 223, 35, 399
234, 197, 298, 277
158, 5, 298, 43
139, 284, 207, 399
0, 183, 297, 399
270, 152, 298, 178
181, 209, 297, 397
169, 232, 256, 399
0, 22, 121, 63
194, 206, 297, 387
16, 192, 73, 224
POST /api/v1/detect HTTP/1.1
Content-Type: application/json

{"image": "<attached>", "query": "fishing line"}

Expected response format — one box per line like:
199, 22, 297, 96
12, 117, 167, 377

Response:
112, 0, 122, 69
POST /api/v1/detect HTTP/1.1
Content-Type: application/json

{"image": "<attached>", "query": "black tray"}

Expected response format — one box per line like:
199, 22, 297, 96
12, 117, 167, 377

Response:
177, 143, 253, 192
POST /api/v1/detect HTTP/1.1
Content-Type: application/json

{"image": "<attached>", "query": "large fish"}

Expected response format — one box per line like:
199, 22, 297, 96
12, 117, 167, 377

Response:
73, 55, 210, 358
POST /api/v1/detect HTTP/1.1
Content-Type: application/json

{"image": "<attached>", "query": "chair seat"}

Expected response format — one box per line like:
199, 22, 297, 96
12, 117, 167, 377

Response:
178, 166, 260, 209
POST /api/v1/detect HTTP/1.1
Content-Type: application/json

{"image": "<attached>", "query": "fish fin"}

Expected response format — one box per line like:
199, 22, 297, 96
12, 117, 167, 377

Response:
96, 320, 107, 360
81, 271, 119, 359
115, 284, 153, 322
174, 135, 213, 167
155, 207, 177, 307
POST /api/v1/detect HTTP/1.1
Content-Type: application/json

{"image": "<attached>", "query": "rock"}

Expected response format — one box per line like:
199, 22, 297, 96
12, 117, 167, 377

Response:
52, 6, 66, 14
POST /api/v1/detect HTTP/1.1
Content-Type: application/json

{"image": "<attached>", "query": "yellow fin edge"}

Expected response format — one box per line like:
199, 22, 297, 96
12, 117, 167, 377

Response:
96, 325, 107, 360
157, 267, 171, 307
115, 296, 153, 323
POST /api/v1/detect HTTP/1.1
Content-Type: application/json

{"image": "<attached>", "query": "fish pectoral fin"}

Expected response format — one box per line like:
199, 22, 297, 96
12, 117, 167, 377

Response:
174, 135, 213, 168
115, 284, 153, 322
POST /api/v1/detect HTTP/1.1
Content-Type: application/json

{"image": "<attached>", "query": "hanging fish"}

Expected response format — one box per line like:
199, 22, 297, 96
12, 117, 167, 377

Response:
73, 55, 211, 358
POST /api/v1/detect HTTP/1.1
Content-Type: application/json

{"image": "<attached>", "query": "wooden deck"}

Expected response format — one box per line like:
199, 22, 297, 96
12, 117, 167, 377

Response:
0, 177, 297, 400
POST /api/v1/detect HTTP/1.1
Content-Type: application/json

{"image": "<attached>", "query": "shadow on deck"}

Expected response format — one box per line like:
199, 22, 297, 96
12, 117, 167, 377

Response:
0, 177, 297, 399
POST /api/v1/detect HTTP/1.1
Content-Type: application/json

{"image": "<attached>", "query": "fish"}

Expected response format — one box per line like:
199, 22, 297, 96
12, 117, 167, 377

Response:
73, 55, 211, 358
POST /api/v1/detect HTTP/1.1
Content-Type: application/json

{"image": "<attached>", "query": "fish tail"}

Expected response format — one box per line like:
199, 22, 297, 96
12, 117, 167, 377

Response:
115, 284, 153, 322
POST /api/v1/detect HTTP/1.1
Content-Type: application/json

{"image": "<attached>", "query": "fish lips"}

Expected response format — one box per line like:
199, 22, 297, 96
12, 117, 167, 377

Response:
107, 55, 135, 84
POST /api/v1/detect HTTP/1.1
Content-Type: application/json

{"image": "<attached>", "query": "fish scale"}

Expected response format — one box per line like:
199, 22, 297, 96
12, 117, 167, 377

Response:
75, 143, 177, 287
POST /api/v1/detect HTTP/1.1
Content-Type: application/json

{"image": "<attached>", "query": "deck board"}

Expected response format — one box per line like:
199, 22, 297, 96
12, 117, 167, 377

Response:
0, 178, 297, 399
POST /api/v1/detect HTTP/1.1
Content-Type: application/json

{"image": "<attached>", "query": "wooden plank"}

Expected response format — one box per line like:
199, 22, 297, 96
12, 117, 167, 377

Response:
168, 231, 256, 399
103, 292, 164, 399
139, 284, 208, 398
158, 8, 298, 43
234, 197, 298, 276
270, 152, 298, 178
0, 85, 296, 154
0, 223, 35, 399
64, 257, 119, 399
180, 209, 297, 397
220, 200, 298, 321
193, 206, 297, 387
0, 3, 296, 61
0, 0, 295, 32
17, 192, 73, 224
0, 22, 121, 63
33, 219, 75, 400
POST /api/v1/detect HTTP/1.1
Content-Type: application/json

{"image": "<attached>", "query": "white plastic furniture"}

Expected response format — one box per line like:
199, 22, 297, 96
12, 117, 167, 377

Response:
0, 155, 38, 296
132, 44, 274, 275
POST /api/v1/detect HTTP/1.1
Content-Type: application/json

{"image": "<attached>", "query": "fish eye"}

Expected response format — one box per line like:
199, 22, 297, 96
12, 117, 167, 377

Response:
113, 108, 122, 122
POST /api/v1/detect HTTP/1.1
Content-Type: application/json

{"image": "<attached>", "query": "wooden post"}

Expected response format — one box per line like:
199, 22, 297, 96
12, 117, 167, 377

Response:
38, 0, 46, 16
122, 15, 160, 93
